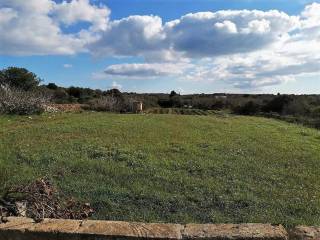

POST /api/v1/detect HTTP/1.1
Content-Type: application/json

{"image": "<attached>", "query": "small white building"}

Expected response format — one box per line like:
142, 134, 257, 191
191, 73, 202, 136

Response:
214, 95, 227, 100
132, 101, 143, 113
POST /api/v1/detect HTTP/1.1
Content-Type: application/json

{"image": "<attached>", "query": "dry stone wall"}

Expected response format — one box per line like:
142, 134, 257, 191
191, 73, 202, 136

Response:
289, 226, 320, 240
0, 217, 318, 240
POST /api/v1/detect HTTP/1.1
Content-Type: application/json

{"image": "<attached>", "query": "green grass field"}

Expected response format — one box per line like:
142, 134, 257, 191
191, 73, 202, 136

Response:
145, 107, 221, 115
1, 112, 320, 227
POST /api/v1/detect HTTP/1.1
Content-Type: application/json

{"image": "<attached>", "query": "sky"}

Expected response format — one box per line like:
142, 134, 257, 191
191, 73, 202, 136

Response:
0, 0, 320, 94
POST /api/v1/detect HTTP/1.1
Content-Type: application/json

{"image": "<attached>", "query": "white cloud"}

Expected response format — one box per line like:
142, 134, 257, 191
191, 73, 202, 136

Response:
1, 0, 54, 13
53, 0, 110, 31
111, 81, 122, 89
182, 49, 320, 89
92, 5, 317, 90
301, 2, 320, 28
214, 20, 238, 34
0, 8, 17, 24
63, 64, 73, 68
0, 0, 108, 55
164, 10, 299, 57
246, 19, 271, 34
0, 1, 320, 90
89, 15, 165, 57
104, 63, 188, 78
89, 9, 299, 58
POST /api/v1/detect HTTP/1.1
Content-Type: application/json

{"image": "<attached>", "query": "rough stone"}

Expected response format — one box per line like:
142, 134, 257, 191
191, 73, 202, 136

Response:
79, 220, 183, 239
0, 217, 183, 240
0, 217, 292, 240
289, 226, 320, 240
183, 223, 288, 240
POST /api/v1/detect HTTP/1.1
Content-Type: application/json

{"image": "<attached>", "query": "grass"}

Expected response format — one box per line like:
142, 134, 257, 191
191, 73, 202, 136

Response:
145, 107, 222, 116
0, 112, 320, 227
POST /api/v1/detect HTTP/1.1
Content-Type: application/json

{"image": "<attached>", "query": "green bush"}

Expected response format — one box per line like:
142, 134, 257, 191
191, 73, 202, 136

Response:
311, 106, 320, 118
233, 101, 262, 115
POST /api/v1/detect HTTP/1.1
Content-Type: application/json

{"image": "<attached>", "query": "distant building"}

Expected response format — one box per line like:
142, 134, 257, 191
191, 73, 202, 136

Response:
132, 101, 143, 113
183, 105, 193, 109
214, 95, 227, 99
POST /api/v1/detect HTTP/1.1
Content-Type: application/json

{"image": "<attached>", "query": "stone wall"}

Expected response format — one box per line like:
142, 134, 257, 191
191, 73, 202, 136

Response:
0, 217, 318, 240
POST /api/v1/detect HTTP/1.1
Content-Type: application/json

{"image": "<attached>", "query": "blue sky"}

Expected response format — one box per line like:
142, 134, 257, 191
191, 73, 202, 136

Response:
0, 0, 319, 93
105, 0, 313, 19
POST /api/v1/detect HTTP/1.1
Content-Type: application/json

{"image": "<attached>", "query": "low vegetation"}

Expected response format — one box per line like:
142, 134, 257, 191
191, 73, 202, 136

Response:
145, 108, 225, 116
1, 67, 320, 129
0, 112, 319, 227
0, 85, 48, 115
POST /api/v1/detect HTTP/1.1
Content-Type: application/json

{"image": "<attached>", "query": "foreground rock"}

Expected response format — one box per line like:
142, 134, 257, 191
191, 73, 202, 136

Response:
289, 226, 320, 240
183, 223, 288, 240
0, 217, 288, 240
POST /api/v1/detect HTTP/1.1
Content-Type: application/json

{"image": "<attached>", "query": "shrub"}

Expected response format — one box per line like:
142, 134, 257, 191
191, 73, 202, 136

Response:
282, 99, 311, 116
233, 101, 262, 115
84, 96, 135, 113
46, 83, 58, 90
0, 85, 49, 115
52, 88, 71, 104
211, 100, 225, 110
262, 95, 293, 114
158, 99, 173, 108
311, 106, 320, 118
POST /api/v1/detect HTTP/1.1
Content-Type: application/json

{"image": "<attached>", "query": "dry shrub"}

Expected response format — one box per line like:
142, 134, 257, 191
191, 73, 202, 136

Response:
84, 96, 135, 113
0, 85, 49, 115
0, 178, 94, 221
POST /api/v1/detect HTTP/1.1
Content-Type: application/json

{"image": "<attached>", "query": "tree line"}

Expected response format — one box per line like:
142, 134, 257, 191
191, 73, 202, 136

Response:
1, 67, 320, 128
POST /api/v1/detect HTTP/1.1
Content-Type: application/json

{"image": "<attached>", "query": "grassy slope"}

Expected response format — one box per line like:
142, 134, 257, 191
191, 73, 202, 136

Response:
0, 112, 320, 227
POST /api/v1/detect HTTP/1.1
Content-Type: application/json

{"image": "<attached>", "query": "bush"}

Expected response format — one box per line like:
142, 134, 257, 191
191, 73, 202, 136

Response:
262, 95, 293, 114
84, 96, 134, 113
158, 99, 173, 108
233, 101, 262, 115
211, 100, 225, 110
52, 88, 71, 104
0, 85, 49, 115
311, 106, 320, 118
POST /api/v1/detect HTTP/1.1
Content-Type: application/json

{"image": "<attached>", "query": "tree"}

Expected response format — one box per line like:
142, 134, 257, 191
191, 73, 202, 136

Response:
47, 83, 58, 90
234, 101, 261, 115
262, 95, 293, 114
169, 90, 177, 98
67, 86, 82, 98
106, 88, 122, 98
0, 67, 41, 91
0, 70, 4, 83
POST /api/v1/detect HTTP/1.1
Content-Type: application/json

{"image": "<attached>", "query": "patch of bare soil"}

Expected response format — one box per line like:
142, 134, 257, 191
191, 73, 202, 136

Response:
0, 178, 94, 222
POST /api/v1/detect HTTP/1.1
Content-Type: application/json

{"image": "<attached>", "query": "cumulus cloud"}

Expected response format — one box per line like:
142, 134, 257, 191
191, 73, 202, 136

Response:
104, 63, 188, 78
89, 15, 165, 57
301, 2, 320, 28
53, 0, 110, 31
164, 10, 299, 57
92, 3, 319, 89
0, 0, 109, 55
1, 1, 320, 90
89, 9, 299, 58
182, 49, 320, 89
